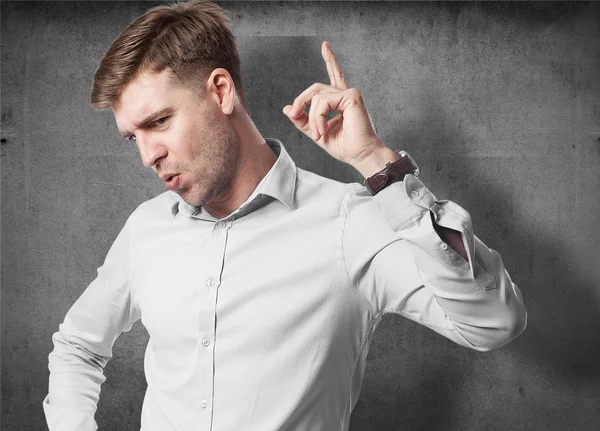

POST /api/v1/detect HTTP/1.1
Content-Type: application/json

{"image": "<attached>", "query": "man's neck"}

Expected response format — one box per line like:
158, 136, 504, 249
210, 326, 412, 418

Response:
202, 111, 277, 219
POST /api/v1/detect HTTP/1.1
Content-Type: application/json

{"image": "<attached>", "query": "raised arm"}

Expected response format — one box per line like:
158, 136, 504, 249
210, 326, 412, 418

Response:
342, 179, 527, 351
283, 42, 526, 350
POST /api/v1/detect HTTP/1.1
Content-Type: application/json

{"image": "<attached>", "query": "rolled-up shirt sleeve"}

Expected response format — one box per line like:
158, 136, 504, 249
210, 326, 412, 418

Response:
342, 174, 527, 351
43, 219, 140, 430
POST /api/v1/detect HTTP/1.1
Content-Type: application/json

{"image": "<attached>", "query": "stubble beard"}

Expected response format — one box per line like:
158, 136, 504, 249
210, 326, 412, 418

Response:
182, 126, 239, 208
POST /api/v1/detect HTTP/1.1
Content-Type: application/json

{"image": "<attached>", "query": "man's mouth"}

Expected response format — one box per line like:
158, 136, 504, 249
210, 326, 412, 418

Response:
162, 174, 181, 191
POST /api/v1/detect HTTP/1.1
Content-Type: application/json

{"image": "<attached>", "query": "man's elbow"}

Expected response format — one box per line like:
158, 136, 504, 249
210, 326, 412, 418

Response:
49, 330, 111, 371
503, 300, 528, 345
473, 302, 528, 352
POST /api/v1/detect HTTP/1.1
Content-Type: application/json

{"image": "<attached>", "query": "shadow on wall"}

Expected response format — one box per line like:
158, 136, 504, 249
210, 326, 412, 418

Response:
417, 2, 600, 420
445, 83, 595, 416
355, 79, 600, 430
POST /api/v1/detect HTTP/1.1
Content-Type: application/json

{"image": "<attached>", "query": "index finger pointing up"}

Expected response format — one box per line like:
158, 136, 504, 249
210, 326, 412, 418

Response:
322, 41, 349, 90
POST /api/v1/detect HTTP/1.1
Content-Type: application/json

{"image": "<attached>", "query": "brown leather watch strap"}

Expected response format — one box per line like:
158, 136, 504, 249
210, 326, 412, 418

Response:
365, 152, 418, 195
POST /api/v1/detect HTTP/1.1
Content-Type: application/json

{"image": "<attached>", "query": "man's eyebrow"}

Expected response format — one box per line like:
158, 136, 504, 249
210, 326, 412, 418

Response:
120, 108, 174, 137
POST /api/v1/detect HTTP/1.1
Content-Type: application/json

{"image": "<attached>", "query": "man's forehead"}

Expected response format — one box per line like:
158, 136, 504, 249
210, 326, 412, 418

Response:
112, 69, 180, 130
113, 70, 173, 110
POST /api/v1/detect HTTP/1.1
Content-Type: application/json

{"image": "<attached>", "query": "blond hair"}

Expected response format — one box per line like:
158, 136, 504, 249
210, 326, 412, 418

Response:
91, 0, 244, 109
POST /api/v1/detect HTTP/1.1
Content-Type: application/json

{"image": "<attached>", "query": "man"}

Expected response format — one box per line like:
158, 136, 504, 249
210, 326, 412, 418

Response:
43, 1, 527, 430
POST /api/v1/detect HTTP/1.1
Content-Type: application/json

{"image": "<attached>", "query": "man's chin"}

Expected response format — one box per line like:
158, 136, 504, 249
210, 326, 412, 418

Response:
176, 189, 209, 208
179, 196, 206, 208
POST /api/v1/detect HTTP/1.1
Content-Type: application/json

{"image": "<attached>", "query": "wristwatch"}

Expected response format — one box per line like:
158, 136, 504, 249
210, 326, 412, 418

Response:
364, 151, 419, 195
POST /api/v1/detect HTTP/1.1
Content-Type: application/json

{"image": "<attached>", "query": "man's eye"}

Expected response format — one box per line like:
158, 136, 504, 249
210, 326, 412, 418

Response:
127, 135, 136, 142
155, 117, 167, 126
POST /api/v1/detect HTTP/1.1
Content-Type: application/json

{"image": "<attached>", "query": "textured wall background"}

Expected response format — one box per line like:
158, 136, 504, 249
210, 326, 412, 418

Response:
2, 1, 599, 430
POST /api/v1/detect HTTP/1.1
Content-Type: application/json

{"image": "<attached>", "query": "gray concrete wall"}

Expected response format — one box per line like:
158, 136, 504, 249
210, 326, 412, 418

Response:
2, 1, 599, 430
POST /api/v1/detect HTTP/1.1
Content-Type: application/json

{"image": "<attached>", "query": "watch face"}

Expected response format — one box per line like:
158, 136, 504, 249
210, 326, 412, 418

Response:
398, 151, 419, 177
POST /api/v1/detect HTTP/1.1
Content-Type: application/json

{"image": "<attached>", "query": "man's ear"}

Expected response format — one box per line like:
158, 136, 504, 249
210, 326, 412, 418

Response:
206, 68, 236, 115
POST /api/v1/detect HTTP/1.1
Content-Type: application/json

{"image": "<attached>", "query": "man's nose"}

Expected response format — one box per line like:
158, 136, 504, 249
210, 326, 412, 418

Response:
137, 134, 168, 168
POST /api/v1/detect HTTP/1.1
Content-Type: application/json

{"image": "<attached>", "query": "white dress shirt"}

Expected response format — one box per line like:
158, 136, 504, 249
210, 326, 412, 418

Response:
43, 139, 526, 431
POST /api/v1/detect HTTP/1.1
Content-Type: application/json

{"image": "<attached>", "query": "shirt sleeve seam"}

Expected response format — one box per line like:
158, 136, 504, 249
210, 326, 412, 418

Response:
340, 311, 383, 429
337, 185, 379, 315
381, 308, 456, 331
119, 215, 138, 333
126, 219, 135, 325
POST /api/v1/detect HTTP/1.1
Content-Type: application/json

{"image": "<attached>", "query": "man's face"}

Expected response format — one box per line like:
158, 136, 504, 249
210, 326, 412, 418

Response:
113, 69, 238, 207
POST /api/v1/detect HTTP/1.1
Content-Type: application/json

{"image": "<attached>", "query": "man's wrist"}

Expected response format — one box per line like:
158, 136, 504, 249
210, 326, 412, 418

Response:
352, 144, 400, 179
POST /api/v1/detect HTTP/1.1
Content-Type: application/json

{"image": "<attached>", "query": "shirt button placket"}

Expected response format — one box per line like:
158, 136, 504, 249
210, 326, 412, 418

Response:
200, 274, 216, 428
197, 218, 230, 428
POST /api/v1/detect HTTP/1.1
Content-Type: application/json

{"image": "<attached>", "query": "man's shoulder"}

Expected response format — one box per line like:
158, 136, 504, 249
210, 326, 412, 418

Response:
295, 167, 363, 203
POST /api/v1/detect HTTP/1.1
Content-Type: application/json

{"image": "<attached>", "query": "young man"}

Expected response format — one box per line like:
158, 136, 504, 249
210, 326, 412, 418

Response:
44, 1, 527, 430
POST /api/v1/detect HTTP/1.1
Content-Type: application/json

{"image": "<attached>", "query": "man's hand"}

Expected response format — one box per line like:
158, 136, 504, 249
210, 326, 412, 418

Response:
283, 42, 399, 178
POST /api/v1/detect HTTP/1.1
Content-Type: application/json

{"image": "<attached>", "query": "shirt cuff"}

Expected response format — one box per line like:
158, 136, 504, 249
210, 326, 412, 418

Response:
371, 174, 477, 275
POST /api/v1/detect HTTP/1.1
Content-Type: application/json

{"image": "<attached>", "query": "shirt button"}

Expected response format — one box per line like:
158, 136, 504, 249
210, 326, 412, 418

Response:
216, 221, 225, 229
200, 400, 208, 408
202, 338, 210, 347
410, 190, 420, 198
440, 242, 448, 250
206, 278, 215, 287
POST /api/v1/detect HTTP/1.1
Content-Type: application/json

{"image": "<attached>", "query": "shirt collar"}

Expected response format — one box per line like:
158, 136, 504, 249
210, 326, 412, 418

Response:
171, 138, 297, 219
257, 138, 296, 210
